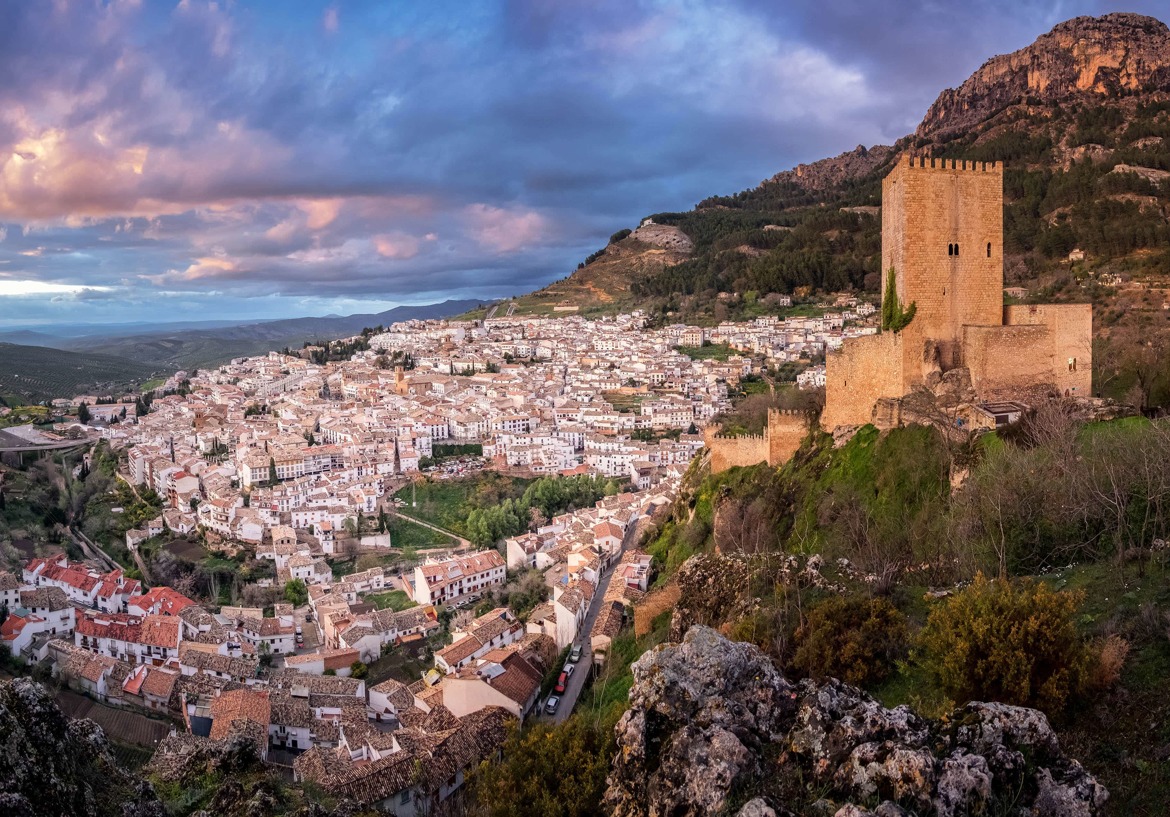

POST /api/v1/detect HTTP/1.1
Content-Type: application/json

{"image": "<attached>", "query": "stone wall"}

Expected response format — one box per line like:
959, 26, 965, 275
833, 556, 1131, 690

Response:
705, 431, 768, 473
767, 409, 806, 465
705, 409, 809, 474
1004, 303, 1093, 397
883, 156, 1005, 360
822, 331, 905, 429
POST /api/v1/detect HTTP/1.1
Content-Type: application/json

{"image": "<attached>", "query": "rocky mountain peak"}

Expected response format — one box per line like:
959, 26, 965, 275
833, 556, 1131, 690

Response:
918, 13, 1170, 139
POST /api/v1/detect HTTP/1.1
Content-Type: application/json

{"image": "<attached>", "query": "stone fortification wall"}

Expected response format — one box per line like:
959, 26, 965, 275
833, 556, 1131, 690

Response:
883, 156, 1004, 364
963, 324, 1054, 398
705, 409, 809, 474
822, 332, 905, 429
767, 409, 806, 465
1004, 303, 1093, 396
705, 432, 768, 473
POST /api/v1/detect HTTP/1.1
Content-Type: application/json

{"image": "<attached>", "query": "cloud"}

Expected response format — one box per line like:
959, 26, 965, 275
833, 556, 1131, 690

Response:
323, 5, 339, 34
1, 0, 1165, 325
465, 204, 549, 253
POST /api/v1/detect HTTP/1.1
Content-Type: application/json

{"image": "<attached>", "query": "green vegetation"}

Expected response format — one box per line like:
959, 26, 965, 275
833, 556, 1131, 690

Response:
283, 579, 308, 607
430, 442, 483, 460
366, 590, 415, 612
673, 342, 735, 361
469, 718, 614, 817
880, 266, 916, 332
398, 472, 620, 547
386, 514, 456, 549
791, 595, 909, 686
920, 574, 1089, 715
0, 342, 161, 403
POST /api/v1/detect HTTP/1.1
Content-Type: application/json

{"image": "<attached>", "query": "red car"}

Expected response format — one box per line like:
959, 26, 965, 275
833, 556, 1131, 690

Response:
555, 672, 568, 694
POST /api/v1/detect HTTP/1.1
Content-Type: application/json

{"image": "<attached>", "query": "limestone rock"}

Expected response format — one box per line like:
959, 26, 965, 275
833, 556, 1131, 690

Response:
919, 14, 1170, 139
605, 626, 1107, 817
0, 678, 166, 817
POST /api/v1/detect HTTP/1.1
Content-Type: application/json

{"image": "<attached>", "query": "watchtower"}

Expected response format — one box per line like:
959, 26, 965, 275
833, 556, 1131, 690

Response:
882, 156, 1004, 368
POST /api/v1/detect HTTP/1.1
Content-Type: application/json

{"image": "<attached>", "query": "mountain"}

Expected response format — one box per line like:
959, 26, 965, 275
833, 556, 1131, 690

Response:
0, 342, 162, 404
525, 13, 1170, 405
59, 298, 487, 372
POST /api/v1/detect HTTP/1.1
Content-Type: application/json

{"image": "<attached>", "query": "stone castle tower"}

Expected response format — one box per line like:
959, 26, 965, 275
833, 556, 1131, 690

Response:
882, 157, 1004, 368
822, 155, 1093, 430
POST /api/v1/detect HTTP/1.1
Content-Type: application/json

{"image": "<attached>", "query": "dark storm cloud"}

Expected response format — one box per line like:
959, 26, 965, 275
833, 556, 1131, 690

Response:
0, 0, 1164, 325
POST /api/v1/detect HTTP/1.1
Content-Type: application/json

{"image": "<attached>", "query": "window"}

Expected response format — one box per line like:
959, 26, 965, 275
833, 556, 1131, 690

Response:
947, 244, 953, 256
987, 242, 992, 258
954, 243, 959, 256
400, 791, 411, 805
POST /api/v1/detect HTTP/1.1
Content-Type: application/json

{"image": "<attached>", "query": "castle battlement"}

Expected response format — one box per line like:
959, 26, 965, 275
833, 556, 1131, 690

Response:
904, 155, 1000, 172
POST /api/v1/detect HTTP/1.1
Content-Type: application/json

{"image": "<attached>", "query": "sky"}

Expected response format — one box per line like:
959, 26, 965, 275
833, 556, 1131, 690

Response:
0, 0, 1165, 328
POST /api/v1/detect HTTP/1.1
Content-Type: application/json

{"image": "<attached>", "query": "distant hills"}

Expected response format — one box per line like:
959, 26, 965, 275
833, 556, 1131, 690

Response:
0, 298, 485, 403
0, 343, 161, 406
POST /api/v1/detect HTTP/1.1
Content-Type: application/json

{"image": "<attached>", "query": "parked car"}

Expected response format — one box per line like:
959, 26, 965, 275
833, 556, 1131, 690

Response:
545, 695, 560, 714
304, 612, 313, 622
295, 625, 303, 636
568, 645, 582, 663
563, 663, 575, 678
555, 672, 568, 694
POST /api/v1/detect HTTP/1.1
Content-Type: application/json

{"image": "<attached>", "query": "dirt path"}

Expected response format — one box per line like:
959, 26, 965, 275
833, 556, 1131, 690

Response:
635, 578, 681, 637
394, 510, 471, 549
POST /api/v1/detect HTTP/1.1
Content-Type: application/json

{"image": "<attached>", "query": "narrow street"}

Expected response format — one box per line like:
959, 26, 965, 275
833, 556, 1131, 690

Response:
548, 515, 648, 724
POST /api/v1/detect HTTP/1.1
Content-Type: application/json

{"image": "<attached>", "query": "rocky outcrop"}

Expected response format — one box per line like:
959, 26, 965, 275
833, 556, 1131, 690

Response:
606, 627, 1107, 817
766, 144, 896, 193
628, 222, 694, 253
919, 14, 1170, 139
0, 678, 165, 817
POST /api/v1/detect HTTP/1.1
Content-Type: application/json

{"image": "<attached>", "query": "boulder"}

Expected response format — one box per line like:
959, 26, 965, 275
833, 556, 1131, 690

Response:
605, 626, 1107, 817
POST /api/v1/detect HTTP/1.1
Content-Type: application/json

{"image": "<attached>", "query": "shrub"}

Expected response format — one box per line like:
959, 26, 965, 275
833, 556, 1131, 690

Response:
919, 574, 1089, 714
790, 595, 909, 687
1087, 634, 1129, 691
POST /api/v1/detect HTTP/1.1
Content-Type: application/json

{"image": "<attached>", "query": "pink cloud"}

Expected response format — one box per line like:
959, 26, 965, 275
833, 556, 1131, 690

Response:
464, 204, 548, 253
373, 231, 437, 260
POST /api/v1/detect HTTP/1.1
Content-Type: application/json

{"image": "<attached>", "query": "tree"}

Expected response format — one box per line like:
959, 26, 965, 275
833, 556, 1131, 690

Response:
283, 579, 308, 607
268, 457, 278, 487
919, 574, 1089, 715
258, 640, 273, 668
350, 660, 369, 679
77, 402, 91, 424
880, 267, 916, 332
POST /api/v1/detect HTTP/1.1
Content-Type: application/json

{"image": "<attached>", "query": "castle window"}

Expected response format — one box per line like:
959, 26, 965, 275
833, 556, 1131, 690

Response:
947, 244, 953, 256
987, 242, 992, 258
954, 243, 959, 256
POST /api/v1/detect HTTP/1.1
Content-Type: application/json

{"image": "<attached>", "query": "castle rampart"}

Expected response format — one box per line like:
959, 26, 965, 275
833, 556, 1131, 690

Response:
706, 409, 807, 474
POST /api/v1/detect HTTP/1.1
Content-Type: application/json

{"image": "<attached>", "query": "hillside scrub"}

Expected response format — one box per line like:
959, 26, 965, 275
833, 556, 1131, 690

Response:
920, 574, 1090, 715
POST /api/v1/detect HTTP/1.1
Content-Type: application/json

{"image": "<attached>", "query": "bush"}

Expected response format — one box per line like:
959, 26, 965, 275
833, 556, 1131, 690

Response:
919, 575, 1089, 714
790, 595, 909, 687
469, 719, 612, 817
1086, 634, 1129, 692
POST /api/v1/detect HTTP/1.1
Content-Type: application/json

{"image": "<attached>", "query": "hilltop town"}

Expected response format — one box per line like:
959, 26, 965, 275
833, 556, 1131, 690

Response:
0, 296, 888, 811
